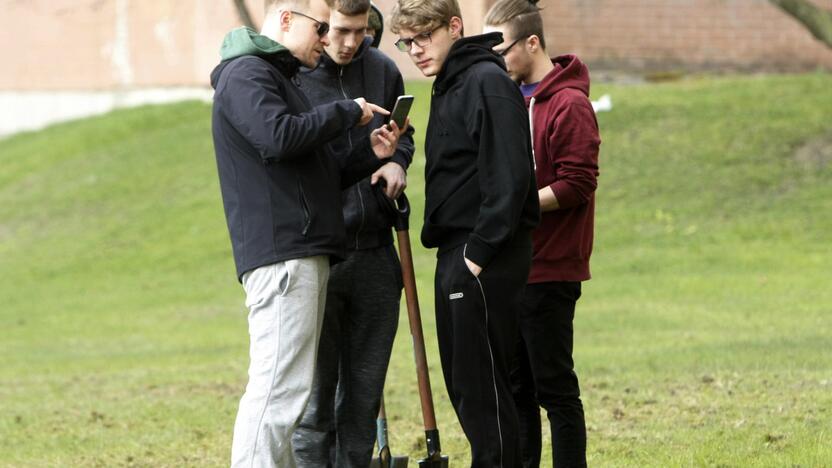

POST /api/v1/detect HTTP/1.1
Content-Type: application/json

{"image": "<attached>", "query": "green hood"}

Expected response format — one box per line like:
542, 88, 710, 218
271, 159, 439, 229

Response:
220, 27, 288, 60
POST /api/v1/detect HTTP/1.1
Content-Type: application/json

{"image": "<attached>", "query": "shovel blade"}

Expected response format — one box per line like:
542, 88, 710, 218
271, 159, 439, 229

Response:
369, 455, 410, 468
418, 455, 449, 468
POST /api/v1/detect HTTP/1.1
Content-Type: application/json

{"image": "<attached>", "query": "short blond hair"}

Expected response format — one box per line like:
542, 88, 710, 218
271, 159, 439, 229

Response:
389, 0, 461, 34
266, 0, 304, 13
265, 0, 334, 14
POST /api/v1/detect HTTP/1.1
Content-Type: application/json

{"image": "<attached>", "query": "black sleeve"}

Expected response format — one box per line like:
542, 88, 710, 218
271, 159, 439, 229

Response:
221, 58, 363, 162
463, 71, 534, 269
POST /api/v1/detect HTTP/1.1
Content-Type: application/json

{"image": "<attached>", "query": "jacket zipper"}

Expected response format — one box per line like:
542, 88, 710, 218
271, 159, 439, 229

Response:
338, 67, 353, 148
298, 181, 311, 237
339, 66, 365, 249
355, 185, 366, 249
528, 96, 537, 171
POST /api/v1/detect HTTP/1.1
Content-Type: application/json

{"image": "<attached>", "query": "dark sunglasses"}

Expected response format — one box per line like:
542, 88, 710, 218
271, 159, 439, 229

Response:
291, 10, 330, 37
394, 26, 442, 52
495, 36, 528, 56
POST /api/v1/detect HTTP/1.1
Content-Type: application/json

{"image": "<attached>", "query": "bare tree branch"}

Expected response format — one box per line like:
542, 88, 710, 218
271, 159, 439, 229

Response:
770, 0, 832, 48
232, 0, 257, 30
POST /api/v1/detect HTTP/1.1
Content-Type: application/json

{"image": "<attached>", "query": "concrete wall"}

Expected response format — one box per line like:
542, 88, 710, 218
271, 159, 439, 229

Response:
0, 0, 263, 91
0, 0, 253, 137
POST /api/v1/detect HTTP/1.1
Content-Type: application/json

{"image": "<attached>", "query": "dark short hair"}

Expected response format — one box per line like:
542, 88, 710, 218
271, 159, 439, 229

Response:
484, 0, 546, 50
335, 0, 371, 15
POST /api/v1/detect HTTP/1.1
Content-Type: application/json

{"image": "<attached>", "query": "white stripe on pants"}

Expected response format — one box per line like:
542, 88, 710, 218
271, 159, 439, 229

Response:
231, 256, 329, 468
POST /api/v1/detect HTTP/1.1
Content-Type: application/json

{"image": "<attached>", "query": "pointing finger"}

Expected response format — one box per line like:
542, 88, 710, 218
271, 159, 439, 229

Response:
367, 103, 391, 115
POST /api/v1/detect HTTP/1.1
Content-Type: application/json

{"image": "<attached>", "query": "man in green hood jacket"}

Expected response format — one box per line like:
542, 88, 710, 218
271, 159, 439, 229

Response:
210, 0, 406, 466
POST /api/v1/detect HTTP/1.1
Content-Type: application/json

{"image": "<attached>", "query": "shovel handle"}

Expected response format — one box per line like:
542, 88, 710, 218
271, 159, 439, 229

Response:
381, 188, 443, 458
396, 229, 438, 431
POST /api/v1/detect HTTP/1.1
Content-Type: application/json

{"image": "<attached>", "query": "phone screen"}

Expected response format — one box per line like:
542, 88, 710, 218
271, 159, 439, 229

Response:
389, 95, 414, 129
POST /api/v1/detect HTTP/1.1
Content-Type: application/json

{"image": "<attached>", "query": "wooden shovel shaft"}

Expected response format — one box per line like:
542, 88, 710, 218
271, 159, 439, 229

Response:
396, 229, 438, 431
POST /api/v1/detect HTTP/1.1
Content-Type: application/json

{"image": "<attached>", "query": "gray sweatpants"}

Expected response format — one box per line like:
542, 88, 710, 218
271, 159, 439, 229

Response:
292, 245, 402, 468
231, 257, 329, 468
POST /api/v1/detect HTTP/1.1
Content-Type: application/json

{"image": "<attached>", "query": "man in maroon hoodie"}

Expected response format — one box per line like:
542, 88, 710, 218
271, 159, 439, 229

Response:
485, 1, 601, 467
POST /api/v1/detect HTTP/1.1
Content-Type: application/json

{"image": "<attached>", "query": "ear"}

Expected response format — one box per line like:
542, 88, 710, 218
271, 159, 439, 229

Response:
449, 16, 464, 39
526, 34, 540, 53
280, 9, 292, 32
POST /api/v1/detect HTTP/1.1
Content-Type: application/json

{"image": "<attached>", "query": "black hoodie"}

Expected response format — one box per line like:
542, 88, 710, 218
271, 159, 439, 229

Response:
297, 35, 415, 250
422, 33, 539, 268
210, 29, 382, 280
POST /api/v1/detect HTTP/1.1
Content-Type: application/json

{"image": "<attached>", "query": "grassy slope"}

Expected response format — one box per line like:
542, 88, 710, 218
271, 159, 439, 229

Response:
1, 73, 830, 467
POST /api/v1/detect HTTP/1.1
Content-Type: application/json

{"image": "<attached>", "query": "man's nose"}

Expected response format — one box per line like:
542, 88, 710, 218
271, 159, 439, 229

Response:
344, 34, 356, 49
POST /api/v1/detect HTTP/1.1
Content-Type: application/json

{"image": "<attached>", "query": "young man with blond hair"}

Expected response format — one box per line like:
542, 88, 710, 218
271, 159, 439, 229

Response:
290, 0, 415, 466
210, 0, 405, 465
484, 0, 601, 466
390, 0, 539, 465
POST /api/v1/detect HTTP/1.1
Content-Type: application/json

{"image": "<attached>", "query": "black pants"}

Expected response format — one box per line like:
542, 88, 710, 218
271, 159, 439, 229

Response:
293, 245, 402, 468
512, 281, 586, 468
434, 233, 532, 468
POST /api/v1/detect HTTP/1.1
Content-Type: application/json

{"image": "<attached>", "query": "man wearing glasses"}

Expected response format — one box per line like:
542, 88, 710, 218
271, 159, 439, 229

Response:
291, 0, 415, 466
484, 1, 600, 466
210, 0, 405, 466
390, 0, 539, 466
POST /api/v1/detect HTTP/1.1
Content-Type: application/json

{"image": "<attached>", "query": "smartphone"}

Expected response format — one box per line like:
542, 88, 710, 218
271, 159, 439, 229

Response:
388, 95, 414, 130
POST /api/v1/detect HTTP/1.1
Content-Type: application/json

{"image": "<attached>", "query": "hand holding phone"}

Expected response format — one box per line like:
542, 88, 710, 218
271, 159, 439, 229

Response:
387, 95, 414, 131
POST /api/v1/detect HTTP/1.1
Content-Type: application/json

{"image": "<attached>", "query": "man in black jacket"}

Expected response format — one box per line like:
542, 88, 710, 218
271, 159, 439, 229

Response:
390, 0, 539, 466
210, 0, 404, 466
291, 0, 416, 466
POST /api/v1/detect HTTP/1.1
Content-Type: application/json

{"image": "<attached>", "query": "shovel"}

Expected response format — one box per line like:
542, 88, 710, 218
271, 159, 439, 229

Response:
374, 185, 449, 468
369, 395, 409, 468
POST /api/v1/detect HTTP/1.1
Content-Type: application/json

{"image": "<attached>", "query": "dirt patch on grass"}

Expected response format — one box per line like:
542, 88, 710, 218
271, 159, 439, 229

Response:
794, 133, 832, 171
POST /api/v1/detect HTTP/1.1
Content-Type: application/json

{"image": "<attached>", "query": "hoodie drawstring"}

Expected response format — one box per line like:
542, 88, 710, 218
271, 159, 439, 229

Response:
528, 96, 537, 172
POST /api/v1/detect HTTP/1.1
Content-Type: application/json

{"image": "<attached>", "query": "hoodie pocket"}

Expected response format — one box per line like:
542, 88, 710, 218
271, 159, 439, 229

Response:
297, 180, 311, 237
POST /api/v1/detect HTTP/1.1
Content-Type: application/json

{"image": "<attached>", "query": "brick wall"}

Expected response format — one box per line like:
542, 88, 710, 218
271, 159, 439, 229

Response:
535, 0, 832, 72
1, 0, 830, 91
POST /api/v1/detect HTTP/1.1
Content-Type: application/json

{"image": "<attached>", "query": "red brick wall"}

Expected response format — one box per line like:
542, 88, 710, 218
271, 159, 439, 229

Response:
535, 0, 832, 72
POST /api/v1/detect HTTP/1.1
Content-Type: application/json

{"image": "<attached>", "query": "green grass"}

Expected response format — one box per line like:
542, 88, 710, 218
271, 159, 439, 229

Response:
1, 72, 831, 467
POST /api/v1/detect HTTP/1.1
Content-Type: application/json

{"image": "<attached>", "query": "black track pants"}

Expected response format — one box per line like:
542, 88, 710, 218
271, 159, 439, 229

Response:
434, 233, 532, 468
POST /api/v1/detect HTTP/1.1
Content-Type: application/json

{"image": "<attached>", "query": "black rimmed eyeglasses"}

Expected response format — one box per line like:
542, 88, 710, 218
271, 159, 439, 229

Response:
394, 26, 442, 52
291, 10, 330, 37
495, 36, 528, 56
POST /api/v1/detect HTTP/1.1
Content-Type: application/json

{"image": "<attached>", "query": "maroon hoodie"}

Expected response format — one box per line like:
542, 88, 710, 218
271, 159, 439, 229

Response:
526, 55, 600, 283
